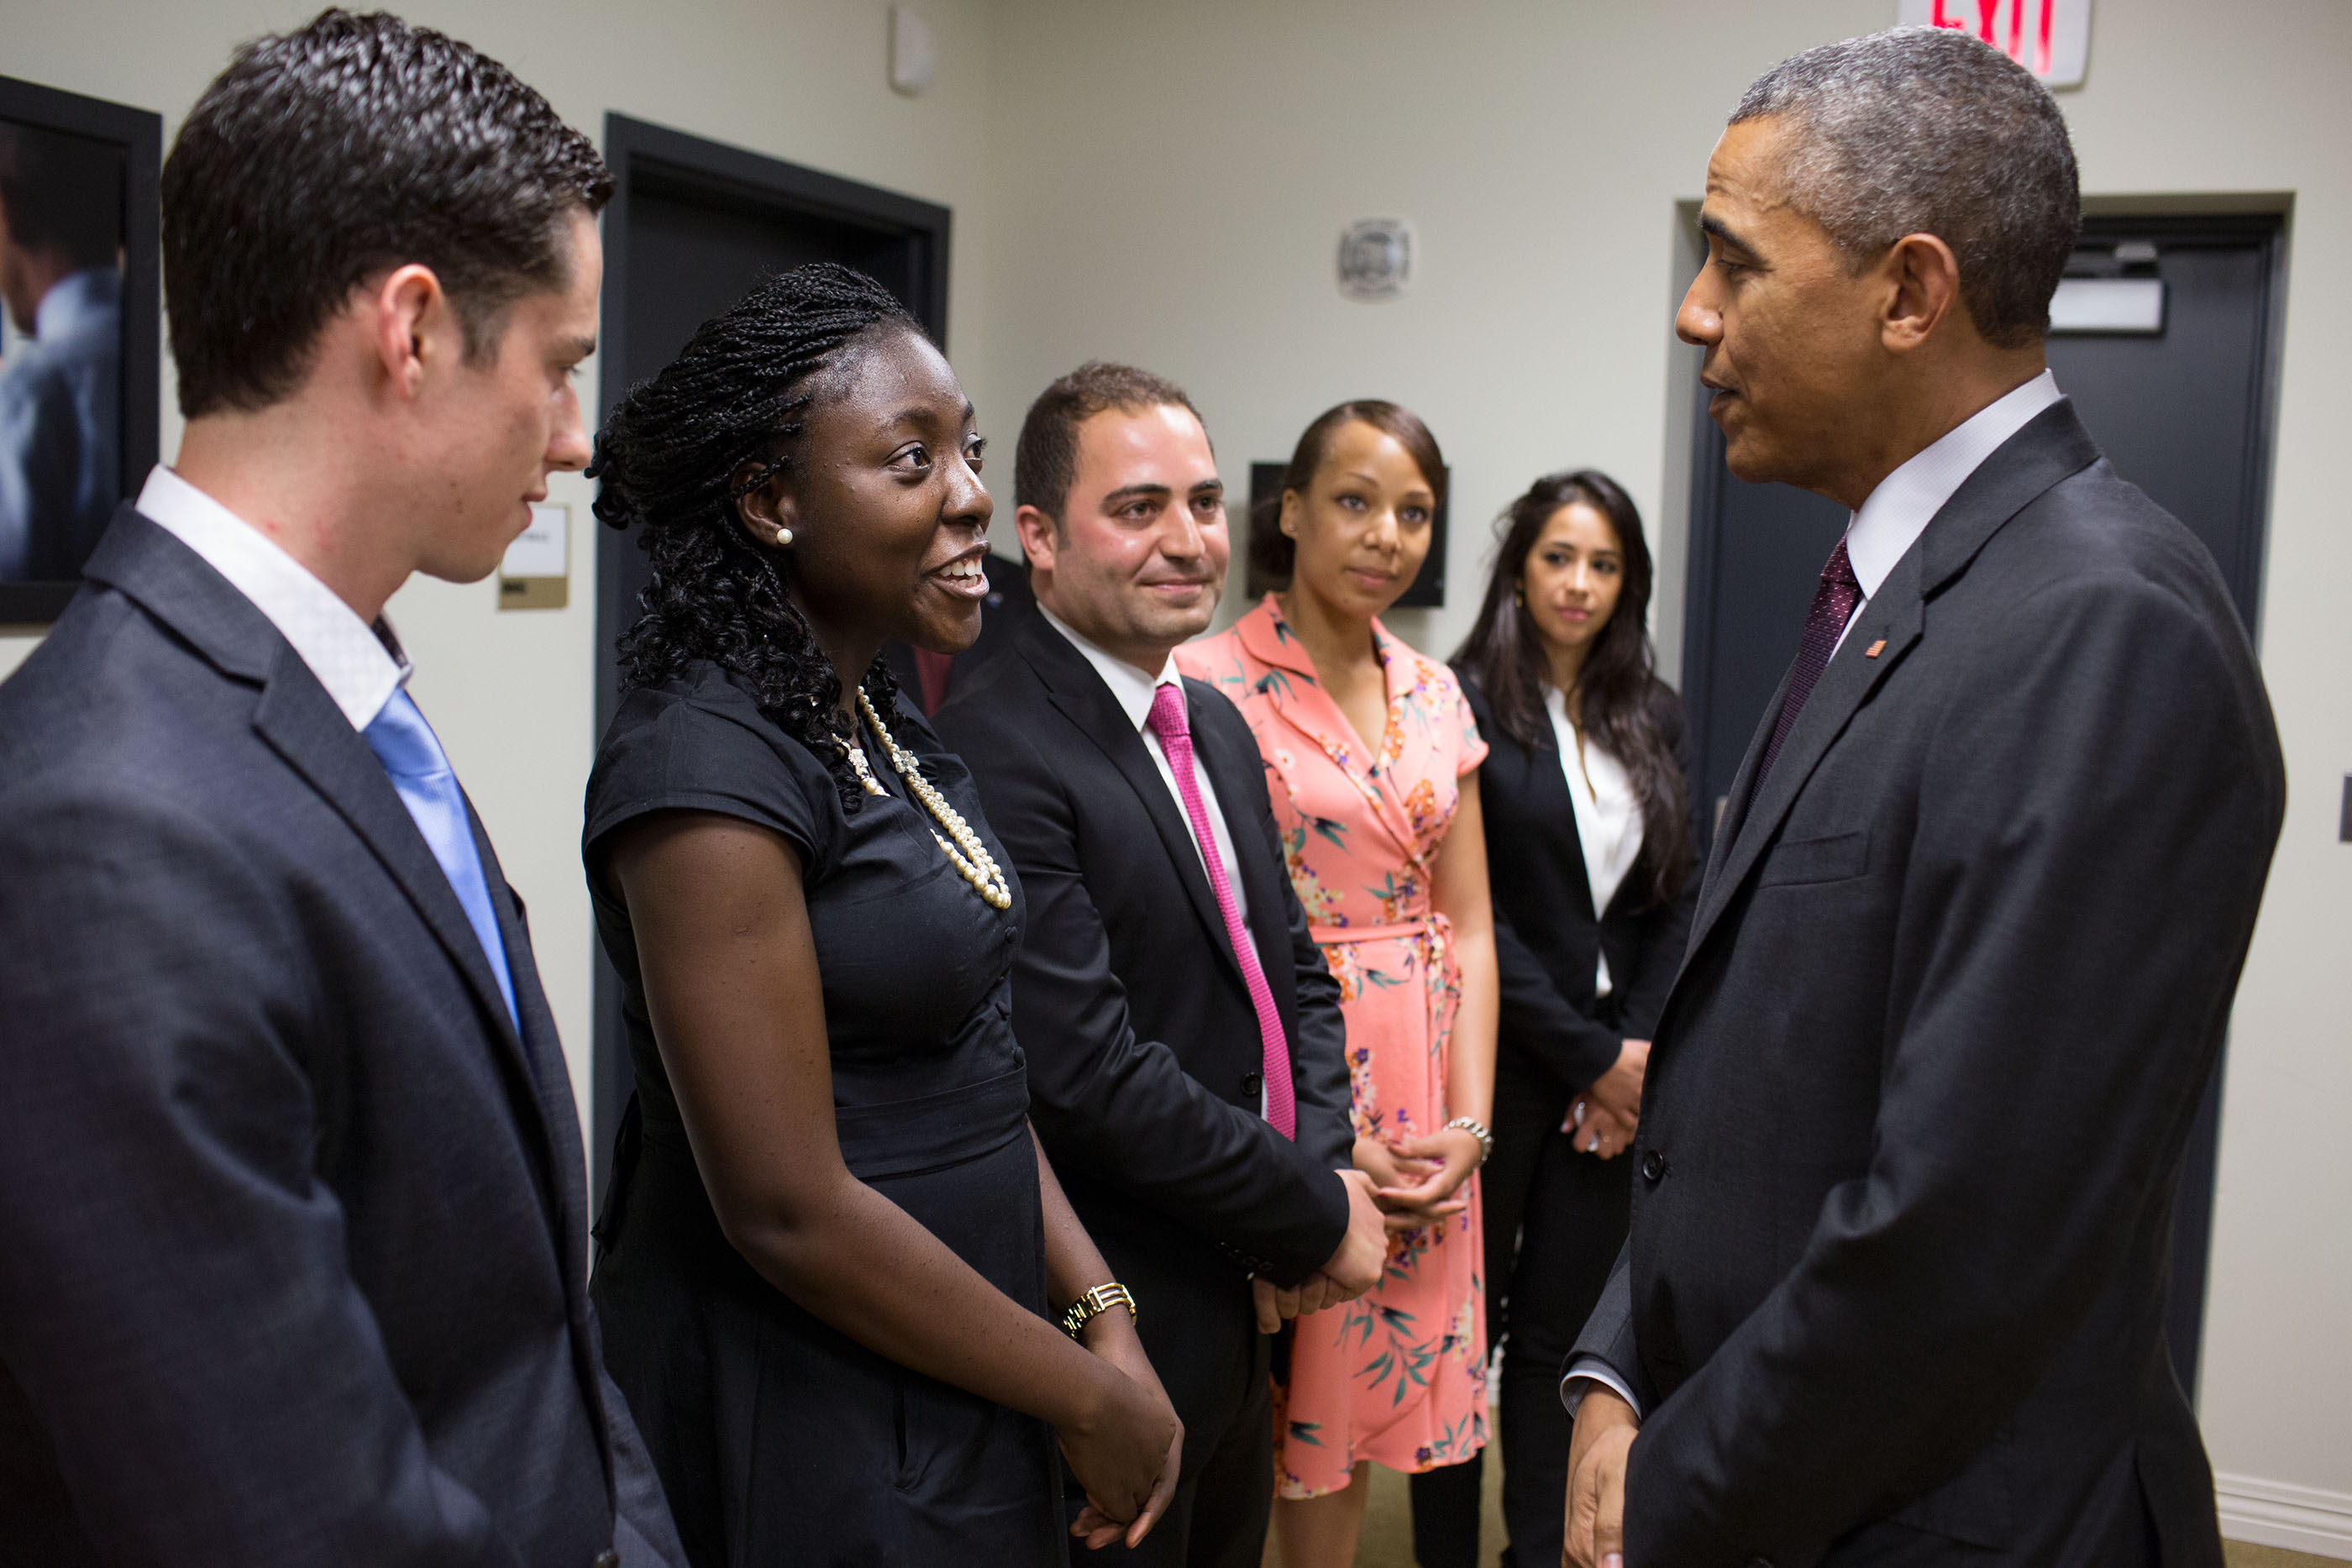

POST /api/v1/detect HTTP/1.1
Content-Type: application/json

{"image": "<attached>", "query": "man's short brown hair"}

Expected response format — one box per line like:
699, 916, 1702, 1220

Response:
1013, 361, 1207, 535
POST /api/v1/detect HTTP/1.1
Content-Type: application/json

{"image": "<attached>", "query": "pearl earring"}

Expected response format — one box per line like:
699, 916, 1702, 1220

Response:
771, 525, 795, 548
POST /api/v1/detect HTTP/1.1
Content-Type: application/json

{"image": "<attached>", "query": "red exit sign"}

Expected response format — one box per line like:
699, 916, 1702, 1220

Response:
1897, 0, 2091, 87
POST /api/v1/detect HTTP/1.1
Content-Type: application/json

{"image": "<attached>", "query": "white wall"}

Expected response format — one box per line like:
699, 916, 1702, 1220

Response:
0, 0, 1005, 1149
969, 0, 2352, 1527
3, 0, 2345, 1533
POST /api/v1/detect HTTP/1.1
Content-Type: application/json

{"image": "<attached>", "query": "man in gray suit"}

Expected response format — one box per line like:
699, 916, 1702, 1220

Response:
1563, 29, 2282, 1568
0, 13, 680, 1565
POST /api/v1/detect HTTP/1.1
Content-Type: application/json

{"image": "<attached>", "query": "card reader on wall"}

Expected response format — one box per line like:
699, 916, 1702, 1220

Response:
498, 503, 569, 611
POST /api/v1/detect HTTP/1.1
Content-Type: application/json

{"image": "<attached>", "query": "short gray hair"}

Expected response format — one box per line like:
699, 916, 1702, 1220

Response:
1733, 27, 2079, 348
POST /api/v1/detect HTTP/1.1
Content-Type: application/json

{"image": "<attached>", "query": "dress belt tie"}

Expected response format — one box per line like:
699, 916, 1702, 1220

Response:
1310, 917, 1432, 945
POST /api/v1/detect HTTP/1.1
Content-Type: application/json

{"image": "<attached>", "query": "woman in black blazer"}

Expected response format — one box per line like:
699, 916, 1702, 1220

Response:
1411, 469, 1699, 1568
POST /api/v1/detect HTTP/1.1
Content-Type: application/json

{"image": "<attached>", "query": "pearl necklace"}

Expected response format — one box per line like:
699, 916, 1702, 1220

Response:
837, 688, 1013, 910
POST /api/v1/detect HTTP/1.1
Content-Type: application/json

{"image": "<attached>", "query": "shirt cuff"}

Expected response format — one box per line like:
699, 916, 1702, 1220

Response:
1560, 1354, 1643, 1421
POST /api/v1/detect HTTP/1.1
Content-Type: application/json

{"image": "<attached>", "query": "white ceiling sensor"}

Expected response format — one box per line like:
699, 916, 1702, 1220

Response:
890, 6, 937, 97
2050, 276, 2165, 335
1338, 218, 1415, 302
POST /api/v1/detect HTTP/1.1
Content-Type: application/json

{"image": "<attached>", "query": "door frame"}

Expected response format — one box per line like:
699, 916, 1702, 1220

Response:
590, 114, 953, 1181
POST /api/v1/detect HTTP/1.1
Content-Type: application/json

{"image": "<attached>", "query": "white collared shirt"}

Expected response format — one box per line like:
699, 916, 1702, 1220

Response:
1545, 685, 1643, 998
1558, 370, 2067, 1424
1831, 370, 2066, 653
1037, 602, 1249, 926
134, 465, 409, 730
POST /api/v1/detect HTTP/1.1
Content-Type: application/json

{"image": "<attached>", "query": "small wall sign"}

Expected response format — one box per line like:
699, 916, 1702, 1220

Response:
1897, 0, 2091, 87
498, 502, 570, 611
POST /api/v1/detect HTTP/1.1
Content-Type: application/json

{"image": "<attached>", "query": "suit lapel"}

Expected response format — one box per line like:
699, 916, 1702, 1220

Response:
1517, 725, 1601, 926
91, 510, 575, 1223
1684, 558, 1922, 960
473, 821, 612, 1476
1019, 621, 1238, 975
249, 659, 539, 1075
1681, 400, 2105, 967
472, 811, 580, 1212
1192, 686, 1294, 1002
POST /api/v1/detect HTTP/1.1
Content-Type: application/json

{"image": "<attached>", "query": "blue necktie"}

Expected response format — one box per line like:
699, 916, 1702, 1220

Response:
364, 689, 520, 1030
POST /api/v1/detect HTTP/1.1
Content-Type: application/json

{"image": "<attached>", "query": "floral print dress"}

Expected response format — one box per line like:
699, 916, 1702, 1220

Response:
1177, 595, 1490, 1497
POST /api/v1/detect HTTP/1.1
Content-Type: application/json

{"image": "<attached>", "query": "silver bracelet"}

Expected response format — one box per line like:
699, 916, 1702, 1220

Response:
1445, 1116, 1494, 1167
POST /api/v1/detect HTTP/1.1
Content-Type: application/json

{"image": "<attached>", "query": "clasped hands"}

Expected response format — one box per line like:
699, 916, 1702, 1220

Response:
1567, 1038, 1649, 1162
1250, 1167, 1388, 1332
1249, 1114, 1493, 1335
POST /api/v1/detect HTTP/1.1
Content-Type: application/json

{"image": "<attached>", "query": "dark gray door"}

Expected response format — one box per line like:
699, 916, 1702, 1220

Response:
590, 115, 951, 1182
1676, 212, 2285, 1392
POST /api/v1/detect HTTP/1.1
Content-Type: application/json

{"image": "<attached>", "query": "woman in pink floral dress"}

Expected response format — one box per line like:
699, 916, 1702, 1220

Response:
1177, 401, 1498, 1568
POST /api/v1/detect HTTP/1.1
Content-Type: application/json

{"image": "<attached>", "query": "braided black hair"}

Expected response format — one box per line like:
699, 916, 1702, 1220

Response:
588, 261, 921, 806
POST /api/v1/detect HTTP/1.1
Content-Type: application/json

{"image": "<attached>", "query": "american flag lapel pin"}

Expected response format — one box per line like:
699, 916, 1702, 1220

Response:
1864, 638, 1887, 658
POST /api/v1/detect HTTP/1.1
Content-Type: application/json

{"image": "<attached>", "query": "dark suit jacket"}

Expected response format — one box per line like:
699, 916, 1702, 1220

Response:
1570, 403, 2283, 1567
882, 549, 1036, 711
0, 508, 680, 1568
933, 616, 1354, 1445
1466, 676, 1698, 1118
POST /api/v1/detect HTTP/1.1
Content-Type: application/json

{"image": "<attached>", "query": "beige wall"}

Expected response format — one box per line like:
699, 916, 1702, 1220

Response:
4, 0, 2345, 1527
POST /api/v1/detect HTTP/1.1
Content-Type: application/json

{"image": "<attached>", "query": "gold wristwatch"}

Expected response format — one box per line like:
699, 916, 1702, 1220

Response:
1060, 1282, 1138, 1338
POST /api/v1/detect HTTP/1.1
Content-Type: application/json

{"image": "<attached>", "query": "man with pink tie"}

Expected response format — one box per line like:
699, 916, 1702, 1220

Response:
936, 361, 1386, 1568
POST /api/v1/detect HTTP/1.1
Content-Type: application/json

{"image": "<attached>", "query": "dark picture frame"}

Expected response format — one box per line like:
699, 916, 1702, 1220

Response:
0, 74, 160, 626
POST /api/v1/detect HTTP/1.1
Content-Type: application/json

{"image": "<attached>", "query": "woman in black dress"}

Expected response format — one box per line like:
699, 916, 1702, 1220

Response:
1433, 470, 1699, 1568
581, 264, 1180, 1567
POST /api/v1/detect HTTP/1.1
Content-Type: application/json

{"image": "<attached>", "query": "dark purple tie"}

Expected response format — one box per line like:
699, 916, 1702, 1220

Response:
1748, 537, 1863, 805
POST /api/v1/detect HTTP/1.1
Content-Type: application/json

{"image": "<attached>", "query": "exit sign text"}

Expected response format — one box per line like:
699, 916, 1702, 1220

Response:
1897, 0, 2091, 87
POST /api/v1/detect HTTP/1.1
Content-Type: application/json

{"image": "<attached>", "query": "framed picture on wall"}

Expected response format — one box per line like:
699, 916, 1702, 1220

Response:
0, 74, 160, 626
1243, 461, 1448, 608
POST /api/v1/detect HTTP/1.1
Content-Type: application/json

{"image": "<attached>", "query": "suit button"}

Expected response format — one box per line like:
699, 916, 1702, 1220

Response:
592, 1553, 620, 1568
1641, 1150, 1667, 1183
1241, 1070, 1263, 1098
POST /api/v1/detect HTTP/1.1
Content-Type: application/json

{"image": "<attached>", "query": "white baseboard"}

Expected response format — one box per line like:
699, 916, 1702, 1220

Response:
2218, 1472, 2352, 1560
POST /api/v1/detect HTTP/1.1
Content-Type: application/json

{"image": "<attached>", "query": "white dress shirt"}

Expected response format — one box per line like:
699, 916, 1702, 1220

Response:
1832, 370, 2065, 654
1546, 684, 1643, 999
134, 464, 409, 729
1559, 369, 2066, 1423
1037, 602, 1249, 926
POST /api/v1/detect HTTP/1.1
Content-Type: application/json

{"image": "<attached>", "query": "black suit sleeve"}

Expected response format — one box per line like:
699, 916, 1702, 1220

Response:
1624, 577, 2282, 1565
1282, 884, 1357, 1175
1566, 1242, 1658, 1413
0, 789, 525, 1568
1198, 693, 1356, 1176
1492, 910, 1626, 1097
952, 716, 1348, 1287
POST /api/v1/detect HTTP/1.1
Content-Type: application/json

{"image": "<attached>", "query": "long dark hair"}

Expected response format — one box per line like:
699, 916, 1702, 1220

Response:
1454, 469, 1691, 910
1248, 400, 1446, 586
587, 262, 916, 807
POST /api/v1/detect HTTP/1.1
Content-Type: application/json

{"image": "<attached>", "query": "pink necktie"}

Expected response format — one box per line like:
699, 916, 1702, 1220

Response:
1146, 682, 1297, 1139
